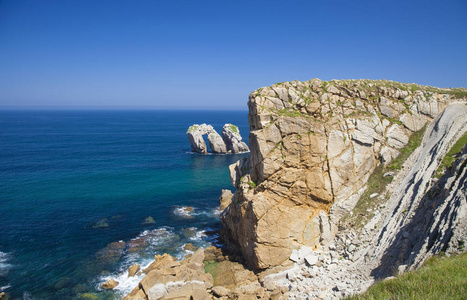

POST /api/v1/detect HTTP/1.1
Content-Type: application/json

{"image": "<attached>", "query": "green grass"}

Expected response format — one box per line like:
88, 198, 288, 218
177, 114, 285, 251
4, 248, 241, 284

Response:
343, 164, 393, 228
187, 125, 198, 133
277, 108, 306, 117
347, 252, 467, 300
247, 180, 257, 188
387, 126, 426, 170
227, 124, 239, 134
343, 126, 427, 228
204, 260, 219, 277
435, 131, 467, 178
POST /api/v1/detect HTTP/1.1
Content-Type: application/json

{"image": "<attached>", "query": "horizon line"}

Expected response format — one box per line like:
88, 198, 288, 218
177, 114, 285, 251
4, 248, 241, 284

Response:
0, 106, 249, 111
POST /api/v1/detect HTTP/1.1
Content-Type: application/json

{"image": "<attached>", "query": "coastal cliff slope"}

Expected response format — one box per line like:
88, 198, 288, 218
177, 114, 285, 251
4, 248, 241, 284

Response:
355, 102, 467, 277
221, 78, 466, 270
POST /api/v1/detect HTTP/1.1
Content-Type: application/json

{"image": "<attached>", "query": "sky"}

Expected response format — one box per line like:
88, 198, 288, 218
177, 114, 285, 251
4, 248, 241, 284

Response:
0, 0, 466, 110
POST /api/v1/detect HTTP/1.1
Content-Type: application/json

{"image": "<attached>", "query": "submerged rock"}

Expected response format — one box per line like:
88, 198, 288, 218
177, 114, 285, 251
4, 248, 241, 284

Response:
173, 206, 194, 218
142, 216, 156, 225
92, 218, 109, 229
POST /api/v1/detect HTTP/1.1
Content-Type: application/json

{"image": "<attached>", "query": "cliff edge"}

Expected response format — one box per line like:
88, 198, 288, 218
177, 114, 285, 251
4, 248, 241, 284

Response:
221, 78, 466, 270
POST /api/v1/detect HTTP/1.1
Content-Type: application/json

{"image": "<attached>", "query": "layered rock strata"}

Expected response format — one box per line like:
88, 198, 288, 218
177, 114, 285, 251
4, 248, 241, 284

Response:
187, 124, 249, 154
268, 102, 467, 299
221, 78, 464, 269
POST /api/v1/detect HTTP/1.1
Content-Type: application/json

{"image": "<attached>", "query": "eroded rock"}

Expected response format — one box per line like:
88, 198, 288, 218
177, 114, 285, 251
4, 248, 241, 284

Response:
222, 124, 250, 153
221, 79, 458, 269
187, 123, 249, 154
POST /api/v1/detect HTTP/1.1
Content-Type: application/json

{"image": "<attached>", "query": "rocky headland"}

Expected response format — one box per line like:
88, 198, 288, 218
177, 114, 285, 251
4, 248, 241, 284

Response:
221, 78, 467, 270
187, 123, 249, 154
123, 79, 467, 300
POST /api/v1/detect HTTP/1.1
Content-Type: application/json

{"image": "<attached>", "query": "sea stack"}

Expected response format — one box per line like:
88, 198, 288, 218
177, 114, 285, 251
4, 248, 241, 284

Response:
187, 123, 249, 154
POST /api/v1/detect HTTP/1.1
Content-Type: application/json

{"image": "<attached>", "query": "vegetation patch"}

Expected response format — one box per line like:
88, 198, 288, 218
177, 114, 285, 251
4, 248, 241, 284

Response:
247, 180, 257, 188
187, 125, 199, 133
203, 260, 221, 282
435, 131, 467, 178
387, 126, 426, 170
347, 252, 467, 300
227, 124, 239, 134
342, 164, 393, 229
277, 108, 305, 118
343, 126, 427, 228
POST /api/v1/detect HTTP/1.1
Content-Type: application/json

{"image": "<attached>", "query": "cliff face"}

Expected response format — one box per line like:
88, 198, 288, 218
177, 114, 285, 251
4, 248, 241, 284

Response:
221, 78, 462, 269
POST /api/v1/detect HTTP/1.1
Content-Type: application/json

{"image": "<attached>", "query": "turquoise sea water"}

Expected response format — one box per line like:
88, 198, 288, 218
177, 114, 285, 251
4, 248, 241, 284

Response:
0, 110, 249, 299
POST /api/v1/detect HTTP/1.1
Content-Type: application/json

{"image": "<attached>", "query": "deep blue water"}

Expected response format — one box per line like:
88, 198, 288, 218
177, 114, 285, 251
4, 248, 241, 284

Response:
0, 110, 249, 299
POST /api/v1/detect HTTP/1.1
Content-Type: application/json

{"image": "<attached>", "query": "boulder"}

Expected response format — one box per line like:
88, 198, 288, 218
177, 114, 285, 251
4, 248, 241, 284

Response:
128, 264, 141, 277
124, 248, 226, 299
123, 287, 147, 300
183, 243, 197, 252
101, 278, 119, 289
212, 286, 231, 297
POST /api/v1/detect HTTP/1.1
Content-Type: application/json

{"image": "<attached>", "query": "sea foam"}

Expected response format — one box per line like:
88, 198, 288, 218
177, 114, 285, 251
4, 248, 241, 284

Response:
0, 251, 12, 275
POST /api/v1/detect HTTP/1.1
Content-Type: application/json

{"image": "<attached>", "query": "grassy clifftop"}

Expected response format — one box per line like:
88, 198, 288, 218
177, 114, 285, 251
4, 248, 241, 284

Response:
348, 252, 467, 300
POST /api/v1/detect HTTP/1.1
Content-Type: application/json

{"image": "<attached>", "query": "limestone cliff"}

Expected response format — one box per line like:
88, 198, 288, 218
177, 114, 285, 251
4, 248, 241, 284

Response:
221, 78, 466, 269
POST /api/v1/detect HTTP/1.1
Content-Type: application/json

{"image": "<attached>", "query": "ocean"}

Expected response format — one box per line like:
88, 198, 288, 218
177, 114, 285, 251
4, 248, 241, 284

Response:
0, 110, 249, 299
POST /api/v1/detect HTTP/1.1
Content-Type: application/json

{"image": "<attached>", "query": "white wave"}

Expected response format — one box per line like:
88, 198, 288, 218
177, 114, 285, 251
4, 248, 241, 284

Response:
95, 227, 180, 296
0, 251, 10, 263
95, 254, 157, 296
94, 223, 219, 297
173, 206, 195, 217
188, 229, 207, 242
0, 285, 10, 292
0, 251, 12, 274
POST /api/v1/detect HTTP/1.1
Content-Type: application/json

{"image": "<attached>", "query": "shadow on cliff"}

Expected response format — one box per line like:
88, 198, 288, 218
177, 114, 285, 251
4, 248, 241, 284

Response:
370, 150, 467, 279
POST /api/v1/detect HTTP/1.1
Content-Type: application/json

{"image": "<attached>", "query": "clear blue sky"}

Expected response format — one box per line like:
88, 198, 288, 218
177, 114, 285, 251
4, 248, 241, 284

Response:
1, 0, 466, 110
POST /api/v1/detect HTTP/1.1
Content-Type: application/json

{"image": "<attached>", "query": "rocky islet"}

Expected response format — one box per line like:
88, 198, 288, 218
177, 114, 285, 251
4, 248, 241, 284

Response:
187, 123, 249, 154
